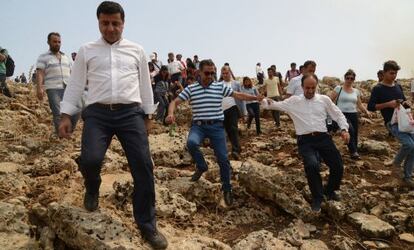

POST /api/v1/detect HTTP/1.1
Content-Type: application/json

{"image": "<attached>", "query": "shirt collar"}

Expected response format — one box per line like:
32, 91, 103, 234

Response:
99, 37, 123, 46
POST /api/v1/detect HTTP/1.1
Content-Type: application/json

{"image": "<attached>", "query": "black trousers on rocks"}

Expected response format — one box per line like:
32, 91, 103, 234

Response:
297, 133, 343, 203
224, 105, 241, 154
79, 104, 156, 233
343, 112, 358, 154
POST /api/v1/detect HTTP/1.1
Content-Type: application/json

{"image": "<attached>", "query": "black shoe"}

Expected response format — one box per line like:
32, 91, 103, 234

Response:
141, 229, 168, 249
84, 192, 99, 212
351, 152, 360, 160
403, 178, 414, 188
223, 190, 234, 206
231, 152, 240, 160
311, 199, 321, 212
325, 191, 341, 201
190, 169, 205, 182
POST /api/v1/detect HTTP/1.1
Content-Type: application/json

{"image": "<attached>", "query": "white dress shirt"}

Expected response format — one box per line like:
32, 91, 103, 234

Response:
61, 38, 156, 115
222, 80, 237, 111
286, 74, 303, 96
261, 94, 349, 135
168, 60, 183, 75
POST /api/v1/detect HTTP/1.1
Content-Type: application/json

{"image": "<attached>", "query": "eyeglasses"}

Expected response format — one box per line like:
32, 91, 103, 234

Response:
203, 71, 215, 76
345, 77, 355, 81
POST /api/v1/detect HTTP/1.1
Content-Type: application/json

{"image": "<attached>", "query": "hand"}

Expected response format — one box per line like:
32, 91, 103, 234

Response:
365, 111, 373, 118
256, 94, 264, 102
340, 130, 350, 144
58, 114, 73, 139
36, 88, 44, 101
144, 117, 153, 135
165, 114, 175, 124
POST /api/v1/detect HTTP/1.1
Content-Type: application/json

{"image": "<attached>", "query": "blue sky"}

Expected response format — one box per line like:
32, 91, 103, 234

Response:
2, 0, 413, 80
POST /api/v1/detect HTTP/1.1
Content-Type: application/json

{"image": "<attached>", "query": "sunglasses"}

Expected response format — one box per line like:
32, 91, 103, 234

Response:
345, 77, 355, 81
202, 71, 215, 76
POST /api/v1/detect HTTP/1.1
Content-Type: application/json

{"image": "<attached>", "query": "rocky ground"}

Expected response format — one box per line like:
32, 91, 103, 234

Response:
1, 78, 414, 249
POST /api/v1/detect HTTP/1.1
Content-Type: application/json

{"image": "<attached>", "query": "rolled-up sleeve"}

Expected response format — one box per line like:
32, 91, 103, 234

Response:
139, 49, 157, 114
60, 47, 87, 115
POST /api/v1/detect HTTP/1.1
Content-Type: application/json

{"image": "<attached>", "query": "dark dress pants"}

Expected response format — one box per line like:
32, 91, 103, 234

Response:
224, 105, 241, 154
297, 133, 344, 203
79, 104, 156, 233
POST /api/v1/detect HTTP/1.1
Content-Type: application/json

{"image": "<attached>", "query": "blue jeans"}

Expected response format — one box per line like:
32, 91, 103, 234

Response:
46, 88, 79, 134
297, 133, 343, 203
187, 121, 232, 191
390, 123, 414, 179
79, 104, 156, 233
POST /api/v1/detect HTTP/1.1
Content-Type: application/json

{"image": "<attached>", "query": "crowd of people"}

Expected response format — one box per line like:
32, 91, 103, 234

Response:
1, 1, 414, 249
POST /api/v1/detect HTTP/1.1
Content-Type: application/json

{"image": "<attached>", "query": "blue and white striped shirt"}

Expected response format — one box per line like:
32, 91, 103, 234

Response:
178, 81, 234, 121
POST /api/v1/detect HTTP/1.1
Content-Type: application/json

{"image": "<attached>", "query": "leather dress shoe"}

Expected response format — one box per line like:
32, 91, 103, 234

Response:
141, 229, 168, 249
191, 169, 205, 182
84, 192, 99, 212
223, 190, 234, 206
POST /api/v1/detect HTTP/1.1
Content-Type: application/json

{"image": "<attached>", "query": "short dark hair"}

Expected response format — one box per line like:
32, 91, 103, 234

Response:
97, 1, 125, 22
377, 70, 384, 76
299, 65, 304, 71
344, 69, 356, 78
160, 65, 168, 72
291, 62, 296, 67
267, 67, 274, 72
301, 73, 319, 86
47, 32, 60, 41
383, 60, 400, 72
303, 60, 316, 68
199, 59, 215, 71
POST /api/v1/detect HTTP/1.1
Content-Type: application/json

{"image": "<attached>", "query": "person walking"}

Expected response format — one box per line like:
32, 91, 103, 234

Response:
166, 59, 263, 206
58, 2, 167, 248
262, 74, 349, 212
330, 69, 371, 159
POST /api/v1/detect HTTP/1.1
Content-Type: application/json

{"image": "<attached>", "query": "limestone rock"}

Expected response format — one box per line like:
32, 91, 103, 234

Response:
149, 133, 191, 167
238, 160, 313, 220
358, 140, 390, 155
399, 233, 414, 243
156, 186, 197, 220
0, 162, 21, 174
300, 239, 329, 250
46, 203, 147, 249
234, 230, 296, 250
348, 212, 395, 238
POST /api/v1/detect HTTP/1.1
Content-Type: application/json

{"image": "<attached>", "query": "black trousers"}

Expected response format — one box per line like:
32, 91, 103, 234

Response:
297, 133, 343, 202
0, 74, 12, 97
246, 102, 261, 134
223, 105, 241, 154
270, 96, 280, 126
79, 104, 156, 233
343, 112, 358, 154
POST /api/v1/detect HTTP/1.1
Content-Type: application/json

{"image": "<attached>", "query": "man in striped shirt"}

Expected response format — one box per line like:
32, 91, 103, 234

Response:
166, 59, 263, 206
36, 32, 79, 134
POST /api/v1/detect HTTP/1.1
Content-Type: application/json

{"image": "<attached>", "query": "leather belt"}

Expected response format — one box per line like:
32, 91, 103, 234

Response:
193, 120, 223, 126
92, 102, 139, 111
301, 131, 327, 137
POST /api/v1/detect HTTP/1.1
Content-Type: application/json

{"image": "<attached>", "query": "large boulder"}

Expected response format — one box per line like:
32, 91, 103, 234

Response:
46, 203, 147, 249
238, 160, 313, 220
0, 201, 37, 250
234, 230, 296, 250
358, 140, 390, 155
148, 133, 192, 167
348, 212, 395, 238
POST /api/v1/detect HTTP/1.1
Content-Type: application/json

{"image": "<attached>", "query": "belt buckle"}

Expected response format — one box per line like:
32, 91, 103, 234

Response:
196, 121, 202, 126
109, 103, 115, 111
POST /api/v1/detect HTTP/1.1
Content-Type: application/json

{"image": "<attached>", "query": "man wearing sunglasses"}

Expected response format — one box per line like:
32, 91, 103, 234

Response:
166, 59, 263, 206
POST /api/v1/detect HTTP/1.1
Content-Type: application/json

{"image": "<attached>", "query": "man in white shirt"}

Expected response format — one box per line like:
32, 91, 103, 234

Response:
286, 60, 316, 97
58, 2, 167, 249
262, 74, 350, 212
167, 52, 184, 84
221, 65, 244, 159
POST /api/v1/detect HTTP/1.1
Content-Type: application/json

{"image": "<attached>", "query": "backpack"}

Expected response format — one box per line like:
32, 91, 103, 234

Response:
1, 49, 15, 77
